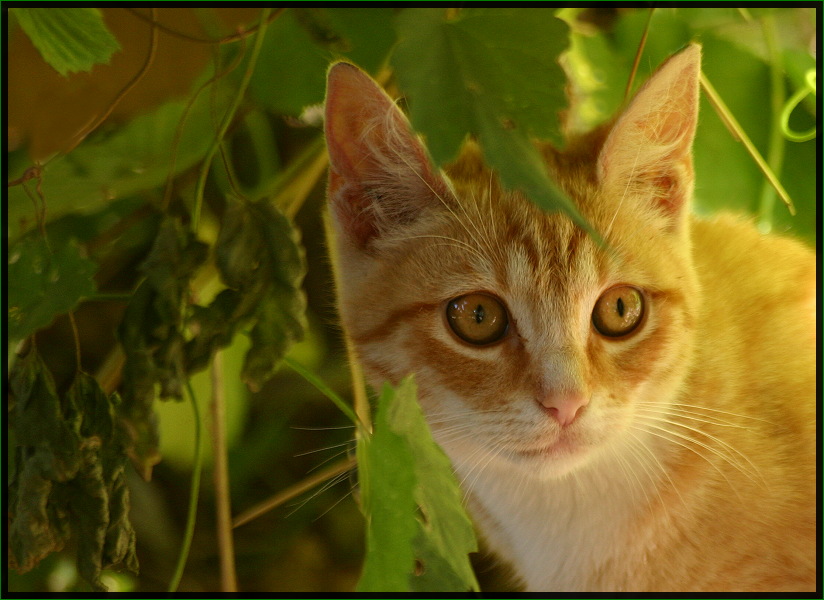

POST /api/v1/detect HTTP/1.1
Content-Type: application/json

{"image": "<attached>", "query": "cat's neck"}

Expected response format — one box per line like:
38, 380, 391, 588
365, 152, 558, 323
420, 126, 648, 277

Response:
451, 435, 673, 591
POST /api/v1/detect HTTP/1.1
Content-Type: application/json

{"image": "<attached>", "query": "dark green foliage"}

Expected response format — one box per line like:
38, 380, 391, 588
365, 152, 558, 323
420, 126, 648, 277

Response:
393, 8, 585, 226
117, 218, 209, 477
8, 236, 97, 342
211, 198, 307, 391
6, 6, 815, 593
9, 351, 138, 591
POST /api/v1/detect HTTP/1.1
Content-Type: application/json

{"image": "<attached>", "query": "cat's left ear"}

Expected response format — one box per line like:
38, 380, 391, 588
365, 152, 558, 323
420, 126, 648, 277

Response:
597, 44, 701, 230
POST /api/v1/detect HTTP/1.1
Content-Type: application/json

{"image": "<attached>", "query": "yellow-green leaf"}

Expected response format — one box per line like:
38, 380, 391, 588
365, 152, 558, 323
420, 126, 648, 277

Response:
13, 8, 120, 76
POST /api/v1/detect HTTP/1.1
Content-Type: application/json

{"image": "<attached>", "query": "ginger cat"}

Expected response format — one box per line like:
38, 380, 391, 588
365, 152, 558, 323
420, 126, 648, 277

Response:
323, 44, 817, 592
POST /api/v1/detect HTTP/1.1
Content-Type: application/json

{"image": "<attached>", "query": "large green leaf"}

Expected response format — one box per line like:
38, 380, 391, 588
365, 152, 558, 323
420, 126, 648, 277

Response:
8, 88, 230, 241
357, 377, 480, 592
392, 8, 587, 226
249, 8, 396, 115
13, 8, 120, 76
8, 235, 97, 342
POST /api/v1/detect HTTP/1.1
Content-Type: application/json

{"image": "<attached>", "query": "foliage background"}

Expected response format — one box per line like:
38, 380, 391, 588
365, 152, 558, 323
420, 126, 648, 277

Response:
6, 6, 816, 593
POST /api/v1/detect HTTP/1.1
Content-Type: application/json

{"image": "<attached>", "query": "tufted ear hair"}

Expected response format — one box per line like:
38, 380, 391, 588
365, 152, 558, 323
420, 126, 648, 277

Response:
324, 62, 452, 249
597, 44, 701, 231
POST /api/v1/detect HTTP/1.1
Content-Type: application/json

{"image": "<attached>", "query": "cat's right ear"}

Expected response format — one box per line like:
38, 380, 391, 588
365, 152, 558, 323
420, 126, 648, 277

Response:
324, 62, 451, 249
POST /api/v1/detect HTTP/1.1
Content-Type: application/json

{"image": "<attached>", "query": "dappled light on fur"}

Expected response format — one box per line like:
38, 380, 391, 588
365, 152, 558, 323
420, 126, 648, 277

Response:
325, 45, 815, 593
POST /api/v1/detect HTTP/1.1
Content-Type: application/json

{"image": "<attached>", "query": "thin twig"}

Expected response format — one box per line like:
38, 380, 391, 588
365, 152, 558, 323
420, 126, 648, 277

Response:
160, 32, 247, 213
232, 455, 357, 528
167, 378, 204, 592
624, 8, 655, 103
700, 73, 796, 216
190, 6, 273, 233
67, 311, 82, 373
57, 7, 160, 161
210, 350, 238, 592
125, 7, 285, 45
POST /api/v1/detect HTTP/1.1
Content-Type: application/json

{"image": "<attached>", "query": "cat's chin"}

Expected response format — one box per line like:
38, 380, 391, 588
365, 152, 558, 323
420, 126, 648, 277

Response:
506, 439, 596, 479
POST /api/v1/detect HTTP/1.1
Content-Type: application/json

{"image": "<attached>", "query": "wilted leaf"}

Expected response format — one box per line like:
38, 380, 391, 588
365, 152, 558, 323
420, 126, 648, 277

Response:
8, 235, 97, 342
13, 8, 120, 76
356, 377, 480, 592
215, 198, 307, 391
184, 289, 243, 374
117, 218, 208, 477
393, 8, 586, 227
8, 351, 138, 590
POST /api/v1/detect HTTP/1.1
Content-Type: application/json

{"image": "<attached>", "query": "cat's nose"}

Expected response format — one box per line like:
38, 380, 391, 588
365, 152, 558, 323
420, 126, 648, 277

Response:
538, 390, 588, 426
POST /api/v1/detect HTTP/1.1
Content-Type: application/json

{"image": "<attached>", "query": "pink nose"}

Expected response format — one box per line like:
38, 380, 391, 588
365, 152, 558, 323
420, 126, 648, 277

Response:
538, 390, 588, 426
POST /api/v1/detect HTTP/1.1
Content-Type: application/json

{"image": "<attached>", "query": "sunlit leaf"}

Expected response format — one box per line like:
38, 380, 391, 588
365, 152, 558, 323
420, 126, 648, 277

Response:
357, 377, 479, 592
13, 8, 120, 76
8, 235, 97, 342
356, 387, 417, 592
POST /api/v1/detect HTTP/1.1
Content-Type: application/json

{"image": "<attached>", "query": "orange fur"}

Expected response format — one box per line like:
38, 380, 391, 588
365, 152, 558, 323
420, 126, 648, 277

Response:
324, 45, 816, 592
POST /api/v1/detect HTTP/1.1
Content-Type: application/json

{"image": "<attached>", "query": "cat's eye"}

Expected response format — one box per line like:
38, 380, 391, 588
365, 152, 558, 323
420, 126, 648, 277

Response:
592, 285, 645, 338
446, 293, 509, 346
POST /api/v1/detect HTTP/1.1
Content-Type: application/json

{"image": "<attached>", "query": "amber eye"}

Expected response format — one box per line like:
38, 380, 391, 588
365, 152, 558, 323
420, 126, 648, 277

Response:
446, 293, 509, 345
592, 285, 645, 338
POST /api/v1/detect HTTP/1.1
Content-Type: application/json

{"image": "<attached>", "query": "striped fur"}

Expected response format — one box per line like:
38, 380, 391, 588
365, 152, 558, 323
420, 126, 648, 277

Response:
324, 46, 816, 592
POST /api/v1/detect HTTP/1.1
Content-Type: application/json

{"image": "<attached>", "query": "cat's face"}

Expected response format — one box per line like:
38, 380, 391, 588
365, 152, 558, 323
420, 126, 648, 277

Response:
325, 46, 702, 480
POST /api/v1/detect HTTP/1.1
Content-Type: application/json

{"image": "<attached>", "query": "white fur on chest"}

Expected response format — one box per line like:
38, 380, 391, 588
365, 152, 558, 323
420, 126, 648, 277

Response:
456, 450, 654, 592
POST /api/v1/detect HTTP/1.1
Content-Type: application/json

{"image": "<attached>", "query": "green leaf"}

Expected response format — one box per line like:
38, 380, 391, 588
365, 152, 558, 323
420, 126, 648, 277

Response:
392, 8, 588, 228
249, 8, 396, 115
357, 377, 480, 592
356, 383, 419, 592
8, 88, 230, 241
393, 8, 569, 158
397, 391, 480, 592
13, 8, 120, 76
8, 236, 97, 342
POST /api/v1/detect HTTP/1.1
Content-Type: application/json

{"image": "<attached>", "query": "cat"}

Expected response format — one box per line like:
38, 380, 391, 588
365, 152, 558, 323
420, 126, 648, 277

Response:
323, 44, 817, 592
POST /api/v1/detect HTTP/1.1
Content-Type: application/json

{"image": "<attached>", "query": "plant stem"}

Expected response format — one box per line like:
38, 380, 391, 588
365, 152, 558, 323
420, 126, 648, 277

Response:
210, 350, 238, 592
283, 356, 363, 431
756, 14, 786, 233
190, 6, 273, 233
700, 73, 796, 216
624, 8, 655, 104
167, 377, 204, 593
232, 455, 357, 528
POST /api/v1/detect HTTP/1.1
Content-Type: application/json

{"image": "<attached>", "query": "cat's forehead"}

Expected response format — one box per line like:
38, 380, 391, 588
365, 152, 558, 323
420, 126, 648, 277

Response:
435, 182, 604, 302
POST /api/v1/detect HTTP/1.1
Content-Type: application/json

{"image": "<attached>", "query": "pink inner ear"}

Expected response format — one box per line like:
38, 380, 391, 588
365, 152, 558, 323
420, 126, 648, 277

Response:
325, 63, 391, 182
597, 44, 701, 225
324, 62, 449, 248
